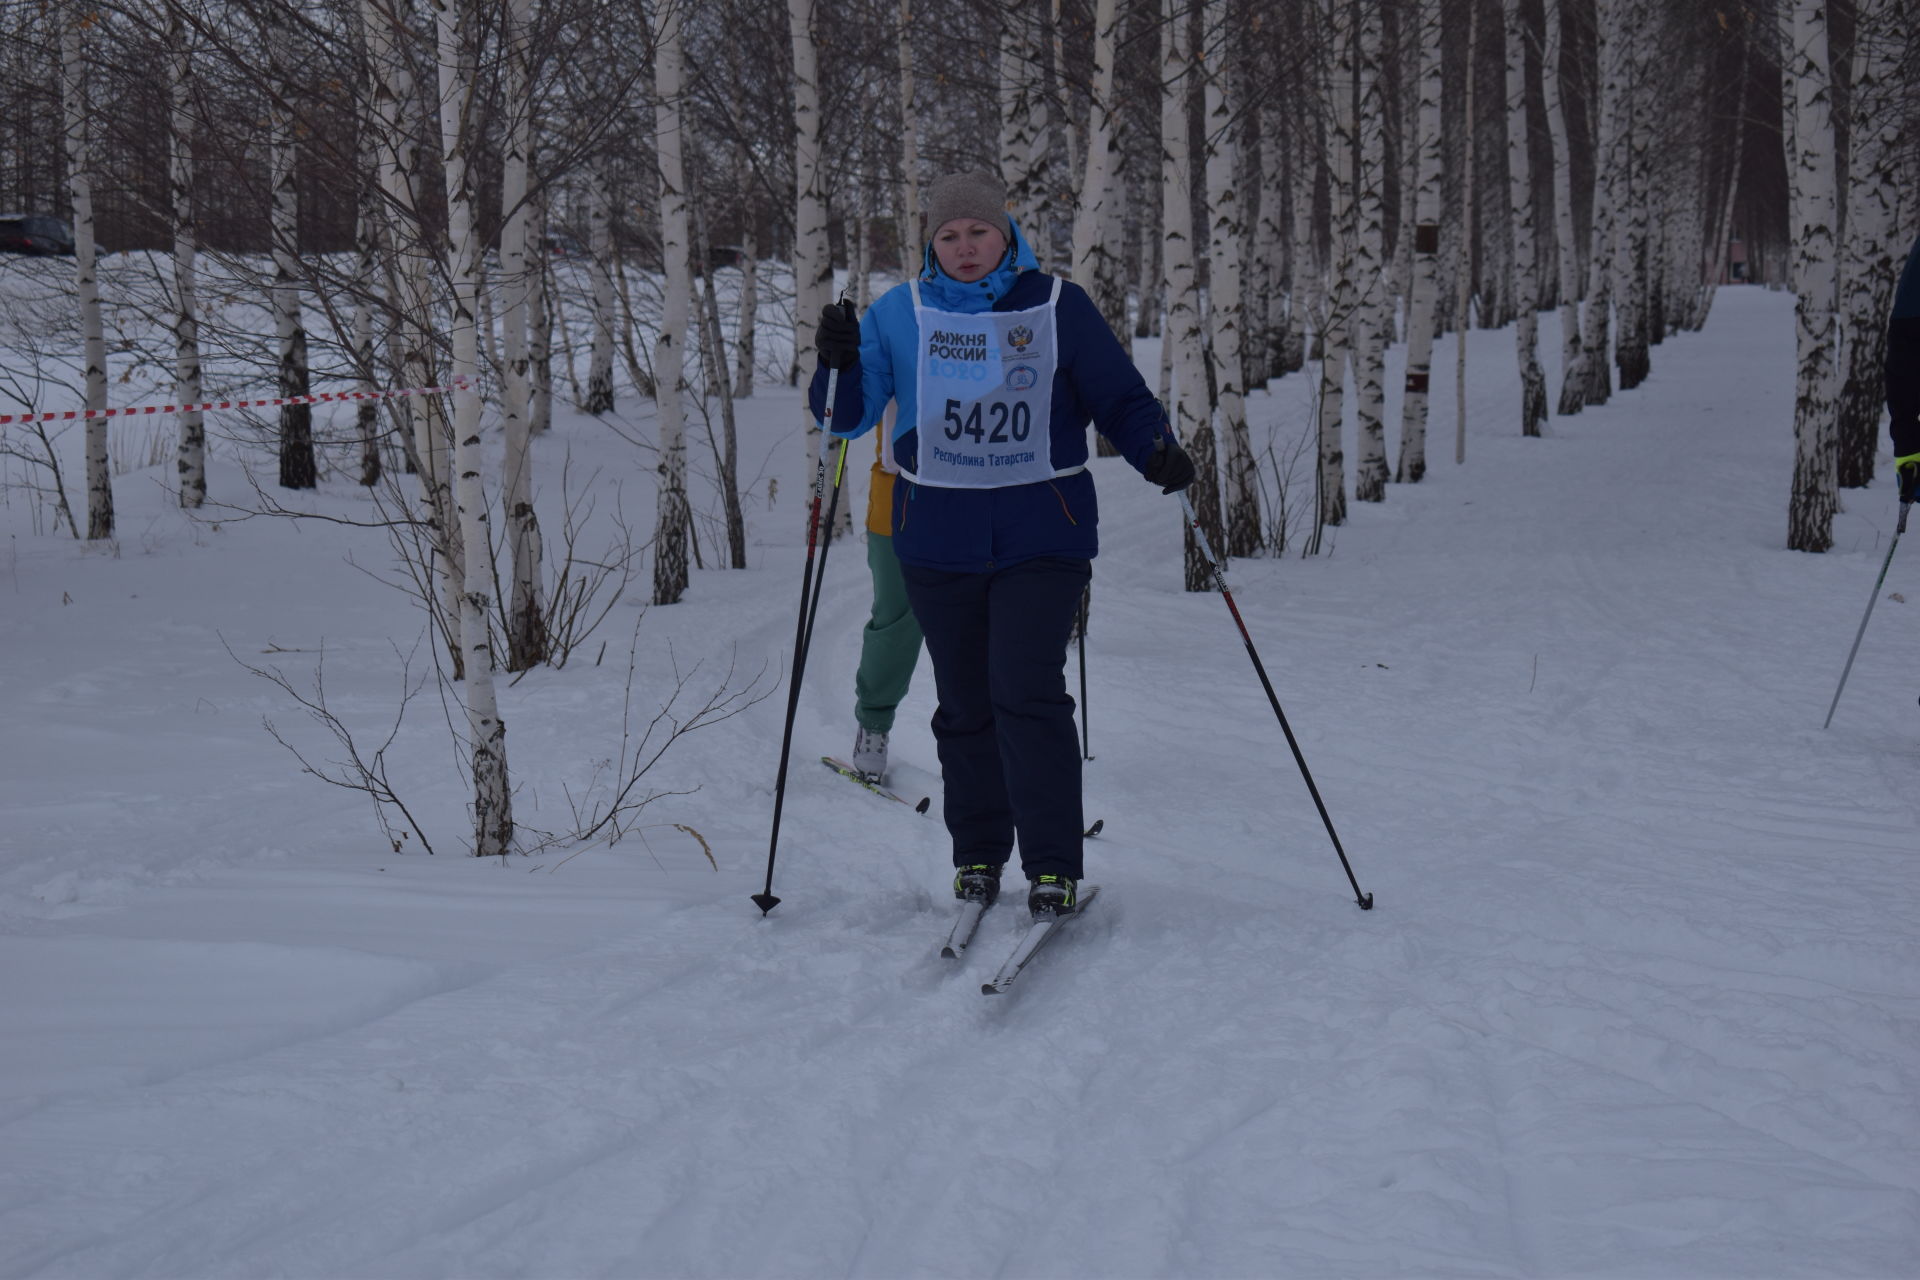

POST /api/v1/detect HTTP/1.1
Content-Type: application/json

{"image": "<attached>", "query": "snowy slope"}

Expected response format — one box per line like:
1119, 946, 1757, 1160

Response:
1, 284, 1917, 1278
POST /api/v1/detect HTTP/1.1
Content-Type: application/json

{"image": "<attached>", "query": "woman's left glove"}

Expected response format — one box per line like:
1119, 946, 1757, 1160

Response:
816, 301, 860, 371
1143, 436, 1196, 494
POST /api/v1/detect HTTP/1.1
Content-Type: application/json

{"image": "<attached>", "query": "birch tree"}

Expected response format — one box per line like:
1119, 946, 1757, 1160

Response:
432, 0, 511, 854
1576, 0, 1621, 407
1834, 0, 1906, 489
1612, 0, 1652, 392
1350, 0, 1388, 502
999, 1, 1051, 249
266, 3, 315, 490
895, 0, 919, 270
62, 6, 110, 541
1396, 0, 1441, 482
167, 4, 204, 509
1203, 0, 1260, 552
1502, 0, 1546, 435
1541, 0, 1584, 416
500, 0, 544, 667
583, 172, 617, 413
1071, 0, 1125, 333
1318, 0, 1356, 530
1782, 0, 1839, 553
1163, 0, 1220, 590
732, 136, 758, 399
362, 0, 461, 666
652, 0, 692, 606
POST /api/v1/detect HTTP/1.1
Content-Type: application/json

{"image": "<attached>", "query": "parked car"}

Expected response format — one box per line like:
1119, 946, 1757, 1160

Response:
0, 214, 75, 256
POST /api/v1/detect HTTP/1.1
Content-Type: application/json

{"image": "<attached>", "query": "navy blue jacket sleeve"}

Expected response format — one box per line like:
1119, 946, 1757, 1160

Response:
1887, 234, 1920, 459
1055, 282, 1167, 474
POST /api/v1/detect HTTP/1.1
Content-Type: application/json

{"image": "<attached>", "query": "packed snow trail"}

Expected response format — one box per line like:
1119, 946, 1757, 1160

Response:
2, 286, 1917, 1277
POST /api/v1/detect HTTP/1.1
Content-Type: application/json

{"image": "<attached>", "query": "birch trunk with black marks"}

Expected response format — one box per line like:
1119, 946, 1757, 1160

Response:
652, 0, 692, 605
732, 136, 758, 400
1163, 0, 1219, 591
362, 0, 461, 668
1612, 0, 1651, 392
1351, 0, 1388, 502
584, 173, 616, 413
433, 0, 511, 855
1319, 0, 1356, 530
1783, 1, 1839, 553
267, 5, 315, 490
63, 9, 110, 540
791, 0, 834, 530
1071, 0, 1125, 333
1542, 0, 1584, 416
1503, 0, 1547, 435
1204, 0, 1260, 552
168, 7, 204, 508
500, 0, 544, 667
1397, 0, 1441, 482
896, 0, 920, 279
1834, 0, 1905, 490
998, 1, 1051, 250
1578, 0, 1621, 407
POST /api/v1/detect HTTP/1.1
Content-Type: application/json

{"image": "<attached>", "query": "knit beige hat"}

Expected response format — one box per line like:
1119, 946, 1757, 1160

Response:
926, 169, 1012, 241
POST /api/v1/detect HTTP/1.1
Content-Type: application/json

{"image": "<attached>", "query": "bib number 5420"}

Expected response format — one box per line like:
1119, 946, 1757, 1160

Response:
943, 398, 1032, 444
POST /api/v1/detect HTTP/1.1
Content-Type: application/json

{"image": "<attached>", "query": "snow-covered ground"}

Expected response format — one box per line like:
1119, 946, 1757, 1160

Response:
2, 280, 1916, 1278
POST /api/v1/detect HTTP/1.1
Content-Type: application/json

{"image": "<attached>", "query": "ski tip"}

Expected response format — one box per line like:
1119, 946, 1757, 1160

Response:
751, 893, 782, 916
941, 945, 960, 959
980, 982, 1002, 995
1084, 818, 1104, 838
915, 796, 931, 814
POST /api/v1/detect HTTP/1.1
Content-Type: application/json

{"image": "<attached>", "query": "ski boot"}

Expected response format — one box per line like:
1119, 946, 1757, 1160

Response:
953, 864, 1003, 905
1027, 875, 1078, 917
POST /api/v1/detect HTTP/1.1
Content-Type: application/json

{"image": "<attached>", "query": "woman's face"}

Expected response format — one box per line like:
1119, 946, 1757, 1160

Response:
932, 219, 1008, 283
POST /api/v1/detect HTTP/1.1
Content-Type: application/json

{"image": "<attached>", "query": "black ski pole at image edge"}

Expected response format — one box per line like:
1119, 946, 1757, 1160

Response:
1823, 497, 1912, 730
1177, 490, 1373, 910
754, 355, 853, 916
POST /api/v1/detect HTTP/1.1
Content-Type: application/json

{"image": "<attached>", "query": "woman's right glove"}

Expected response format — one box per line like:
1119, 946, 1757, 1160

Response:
815, 301, 860, 371
1143, 436, 1196, 494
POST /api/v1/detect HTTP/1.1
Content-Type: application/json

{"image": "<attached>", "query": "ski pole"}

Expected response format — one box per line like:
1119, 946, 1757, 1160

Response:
754, 342, 854, 916
1822, 498, 1912, 729
1077, 584, 1093, 760
1176, 490, 1373, 910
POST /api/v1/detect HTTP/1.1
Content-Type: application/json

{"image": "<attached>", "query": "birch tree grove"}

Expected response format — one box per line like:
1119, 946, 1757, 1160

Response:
651, 0, 692, 607
1782, 0, 1839, 554
433, 0, 511, 856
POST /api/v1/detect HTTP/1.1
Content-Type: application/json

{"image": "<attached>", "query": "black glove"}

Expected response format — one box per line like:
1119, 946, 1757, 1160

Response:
1142, 436, 1195, 494
815, 301, 859, 371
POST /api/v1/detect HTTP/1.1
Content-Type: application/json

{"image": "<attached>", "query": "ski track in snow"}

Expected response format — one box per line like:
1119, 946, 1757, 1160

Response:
2, 284, 1918, 1278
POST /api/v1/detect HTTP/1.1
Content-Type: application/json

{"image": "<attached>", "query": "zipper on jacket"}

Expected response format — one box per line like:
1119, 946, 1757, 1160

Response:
1047, 481, 1078, 526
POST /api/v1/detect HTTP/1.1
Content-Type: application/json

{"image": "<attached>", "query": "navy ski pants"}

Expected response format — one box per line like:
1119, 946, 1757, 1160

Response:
899, 556, 1090, 880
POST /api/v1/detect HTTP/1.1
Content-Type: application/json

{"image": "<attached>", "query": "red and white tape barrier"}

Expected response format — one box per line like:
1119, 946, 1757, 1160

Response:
0, 377, 470, 427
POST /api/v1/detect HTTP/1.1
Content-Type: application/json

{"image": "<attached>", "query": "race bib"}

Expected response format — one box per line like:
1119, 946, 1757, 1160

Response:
904, 278, 1077, 489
